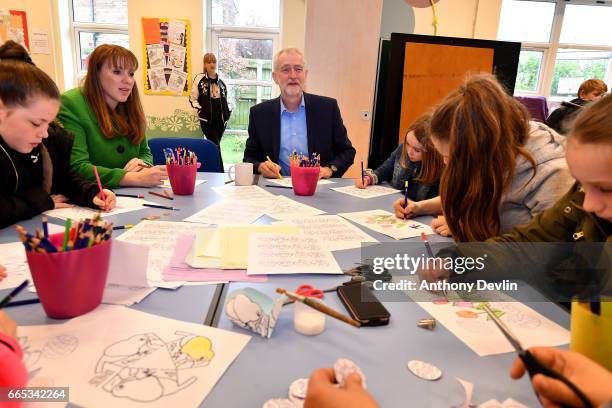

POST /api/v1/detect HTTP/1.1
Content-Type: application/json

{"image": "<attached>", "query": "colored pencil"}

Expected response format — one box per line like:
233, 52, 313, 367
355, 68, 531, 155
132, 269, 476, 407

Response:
115, 193, 144, 198
265, 184, 292, 189
149, 191, 174, 200
0, 280, 30, 309
403, 180, 409, 208
92, 165, 106, 200
142, 203, 179, 211
3, 298, 40, 308
42, 215, 48, 238
361, 159, 365, 186
62, 219, 72, 251
113, 224, 135, 230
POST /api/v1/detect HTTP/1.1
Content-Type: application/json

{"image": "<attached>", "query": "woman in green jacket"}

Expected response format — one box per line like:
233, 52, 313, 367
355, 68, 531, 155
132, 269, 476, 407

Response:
58, 45, 166, 189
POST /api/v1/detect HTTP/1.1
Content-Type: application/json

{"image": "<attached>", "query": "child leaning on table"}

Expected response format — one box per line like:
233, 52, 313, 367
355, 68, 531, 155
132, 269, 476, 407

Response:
0, 59, 115, 229
356, 114, 443, 202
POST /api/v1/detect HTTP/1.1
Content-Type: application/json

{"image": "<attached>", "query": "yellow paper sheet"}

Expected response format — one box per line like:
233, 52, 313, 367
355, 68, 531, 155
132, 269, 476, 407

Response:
186, 228, 222, 269
220, 225, 301, 269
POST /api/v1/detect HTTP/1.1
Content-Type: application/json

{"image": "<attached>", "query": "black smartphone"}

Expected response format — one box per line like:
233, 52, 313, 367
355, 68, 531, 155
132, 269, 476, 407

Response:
337, 283, 390, 326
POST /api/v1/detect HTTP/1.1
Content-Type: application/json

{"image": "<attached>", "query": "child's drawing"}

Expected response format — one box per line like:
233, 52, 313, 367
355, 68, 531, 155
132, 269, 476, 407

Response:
339, 210, 433, 240
19, 334, 79, 370
91, 331, 214, 402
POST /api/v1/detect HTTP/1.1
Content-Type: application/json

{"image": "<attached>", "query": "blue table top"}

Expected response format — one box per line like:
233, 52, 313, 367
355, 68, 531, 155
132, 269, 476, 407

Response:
0, 173, 570, 407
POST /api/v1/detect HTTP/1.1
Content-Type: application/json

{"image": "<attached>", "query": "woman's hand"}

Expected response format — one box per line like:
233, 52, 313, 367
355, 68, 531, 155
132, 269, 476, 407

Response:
92, 189, 116, 211
121, 166, 168, 187
123, 158, 149, 172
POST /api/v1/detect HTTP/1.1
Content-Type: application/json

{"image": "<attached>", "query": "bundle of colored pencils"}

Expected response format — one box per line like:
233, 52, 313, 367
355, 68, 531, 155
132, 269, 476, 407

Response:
163, 147, 198, 166
289, 150, 320, 168
16, 214, 113, 253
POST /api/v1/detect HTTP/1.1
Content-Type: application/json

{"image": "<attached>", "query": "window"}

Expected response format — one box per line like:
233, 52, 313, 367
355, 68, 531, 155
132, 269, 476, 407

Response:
498, 0, 612, 100
207, 0, 281, 165
70, 0, 129, 72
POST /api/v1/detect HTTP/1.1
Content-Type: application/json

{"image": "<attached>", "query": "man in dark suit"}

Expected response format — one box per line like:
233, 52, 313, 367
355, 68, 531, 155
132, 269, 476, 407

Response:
243, 48, 356, 179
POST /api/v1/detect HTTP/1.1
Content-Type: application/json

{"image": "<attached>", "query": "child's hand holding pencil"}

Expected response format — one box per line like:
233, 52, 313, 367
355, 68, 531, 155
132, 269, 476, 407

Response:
93, 189, 116, 212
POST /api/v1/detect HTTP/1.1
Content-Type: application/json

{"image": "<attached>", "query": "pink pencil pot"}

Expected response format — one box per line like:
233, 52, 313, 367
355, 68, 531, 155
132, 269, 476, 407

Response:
291, 165, 320, 196
167, 163, 197, 195
26, 232, 111, 319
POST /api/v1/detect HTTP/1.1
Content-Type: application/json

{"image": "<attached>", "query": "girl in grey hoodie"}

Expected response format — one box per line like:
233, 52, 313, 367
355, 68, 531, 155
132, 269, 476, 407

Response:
393, 73, 573, 241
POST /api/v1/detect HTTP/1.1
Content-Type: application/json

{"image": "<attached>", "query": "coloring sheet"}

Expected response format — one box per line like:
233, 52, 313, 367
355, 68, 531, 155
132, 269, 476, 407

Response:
19, 305, 250, 408
211, 185, 275, 201
255, 195, 326, 221
162, 179, 206, 189
147, 67, 167, 91
146, 44, 165, 69
167, 19, 186, 45
0, 242, 31, 290
338, 210, 433, 240
167, 69, 188, 93
282, 215, 378, 251
266, 177, 335, 187
331, 185, 399, 199
167, 44, 186, 69
115, 221, 203, 288
416, 292, 569, 356
44, 196, 158, 221
247, 232, 343, 275
183, 200, 267, 226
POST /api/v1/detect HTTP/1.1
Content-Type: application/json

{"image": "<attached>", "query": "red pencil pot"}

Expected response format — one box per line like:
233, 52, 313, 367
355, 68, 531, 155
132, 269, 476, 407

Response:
291, 165, 320, 196
26, 232, 111, 319
166, 163, 197, 195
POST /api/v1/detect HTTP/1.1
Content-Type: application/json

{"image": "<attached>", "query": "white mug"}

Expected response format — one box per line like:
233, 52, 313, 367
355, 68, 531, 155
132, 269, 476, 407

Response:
227, 162, 254, 186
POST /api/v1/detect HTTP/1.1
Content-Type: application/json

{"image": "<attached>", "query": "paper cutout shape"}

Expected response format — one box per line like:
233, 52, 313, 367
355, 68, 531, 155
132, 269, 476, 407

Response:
225, 288, 284, 338
142, 18, 161, 44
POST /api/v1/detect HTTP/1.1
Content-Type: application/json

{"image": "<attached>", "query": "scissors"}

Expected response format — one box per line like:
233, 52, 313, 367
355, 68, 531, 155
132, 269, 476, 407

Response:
482, 304, 593, 408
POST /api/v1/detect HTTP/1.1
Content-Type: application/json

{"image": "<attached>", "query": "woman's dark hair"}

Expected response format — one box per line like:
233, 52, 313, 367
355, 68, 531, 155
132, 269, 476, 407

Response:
0, 60, 59, 107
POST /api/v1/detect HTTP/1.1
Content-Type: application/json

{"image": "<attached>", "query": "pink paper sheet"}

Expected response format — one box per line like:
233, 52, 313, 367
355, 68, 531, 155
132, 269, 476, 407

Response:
163, 234, 267, 283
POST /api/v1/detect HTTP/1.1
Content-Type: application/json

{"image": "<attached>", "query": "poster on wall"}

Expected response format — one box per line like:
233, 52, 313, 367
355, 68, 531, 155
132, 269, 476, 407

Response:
142, 17, 191, 96
0, 9, 29, 49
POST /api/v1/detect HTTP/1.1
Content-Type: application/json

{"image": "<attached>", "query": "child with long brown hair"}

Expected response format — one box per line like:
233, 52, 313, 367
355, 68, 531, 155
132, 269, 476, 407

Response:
0, 55, 115, 228
58, 44, 166, 188
356, 115, 443, 202
394, 73, 573, 241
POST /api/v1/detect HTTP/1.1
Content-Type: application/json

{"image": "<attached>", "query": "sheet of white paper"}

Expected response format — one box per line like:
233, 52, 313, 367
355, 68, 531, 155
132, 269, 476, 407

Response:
102, 284, 157, 306
247, 232, 343, 275
265, 177, 335, 187
20, 305, 251, 408
44, 196, 158, 221
148, 67, 168, 91
338, 209, 433, 240
107, 240, 149, 287
255, 195, 326, 221
162, 179, 206, 189
416, 294, 569, 357
0, 242, 31, 290
331, 185, 399, 199
115, 221, 203, 288
183, 200, 266, 225
212, 185, 275, 201
283, 215, 378, 251
30, 28, 50, 54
